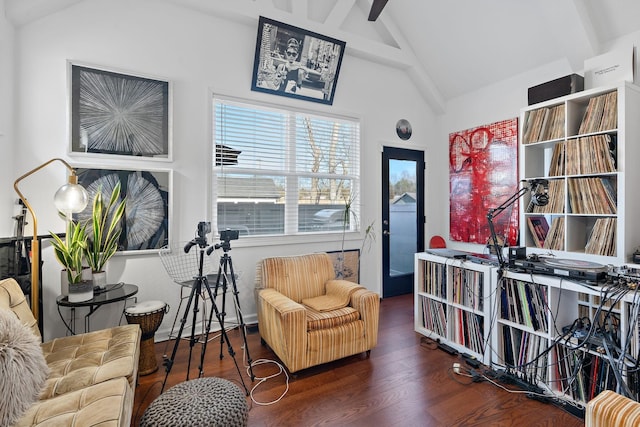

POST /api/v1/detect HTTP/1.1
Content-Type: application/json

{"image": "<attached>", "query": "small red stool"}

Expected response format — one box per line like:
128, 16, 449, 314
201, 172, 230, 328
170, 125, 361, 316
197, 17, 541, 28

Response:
429, 235, 446, 249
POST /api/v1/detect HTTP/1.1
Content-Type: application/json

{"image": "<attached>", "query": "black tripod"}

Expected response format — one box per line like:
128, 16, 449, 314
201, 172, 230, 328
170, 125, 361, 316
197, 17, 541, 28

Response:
206, 235, 255, 381
162, 228, 248, 394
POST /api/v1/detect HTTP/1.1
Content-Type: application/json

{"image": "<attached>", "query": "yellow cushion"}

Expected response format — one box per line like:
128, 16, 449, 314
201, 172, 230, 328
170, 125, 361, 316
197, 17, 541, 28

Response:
14, 377, 133, 427
40, 324, 141, 399
302, 279, 363, 312
306, 306, 360, 331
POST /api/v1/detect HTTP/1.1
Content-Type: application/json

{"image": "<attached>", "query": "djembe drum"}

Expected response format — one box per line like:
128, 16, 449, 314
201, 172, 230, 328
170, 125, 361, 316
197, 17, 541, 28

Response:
125, 300, 168, 375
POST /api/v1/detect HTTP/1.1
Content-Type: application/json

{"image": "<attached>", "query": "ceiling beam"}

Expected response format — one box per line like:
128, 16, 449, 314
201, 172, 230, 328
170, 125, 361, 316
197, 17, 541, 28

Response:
570, 0, 601, 54
325, 0, 356, 28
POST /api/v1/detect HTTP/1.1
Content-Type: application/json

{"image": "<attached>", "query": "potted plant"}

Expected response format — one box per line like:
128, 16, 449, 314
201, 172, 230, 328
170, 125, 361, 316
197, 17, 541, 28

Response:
84, 182, 126, 289
337, 194, 376, 281
51, 219, 92, 302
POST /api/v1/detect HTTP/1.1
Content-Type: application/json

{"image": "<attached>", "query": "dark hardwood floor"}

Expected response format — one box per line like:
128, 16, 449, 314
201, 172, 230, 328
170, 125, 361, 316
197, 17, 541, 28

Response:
133, 294, 585, 426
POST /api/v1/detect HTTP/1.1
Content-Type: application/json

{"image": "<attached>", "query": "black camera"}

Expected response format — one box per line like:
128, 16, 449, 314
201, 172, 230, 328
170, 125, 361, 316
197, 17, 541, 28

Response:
220, 229, 239, 242
198, 221, 211, 240
184, 221, 211, 253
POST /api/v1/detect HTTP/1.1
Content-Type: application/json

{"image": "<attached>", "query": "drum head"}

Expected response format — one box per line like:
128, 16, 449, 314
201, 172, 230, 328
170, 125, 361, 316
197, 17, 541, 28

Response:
125, 300, 166, 315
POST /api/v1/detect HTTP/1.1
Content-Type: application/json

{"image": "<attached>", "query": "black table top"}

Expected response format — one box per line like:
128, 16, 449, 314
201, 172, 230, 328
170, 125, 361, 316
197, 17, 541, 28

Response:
56, 283, 138, 307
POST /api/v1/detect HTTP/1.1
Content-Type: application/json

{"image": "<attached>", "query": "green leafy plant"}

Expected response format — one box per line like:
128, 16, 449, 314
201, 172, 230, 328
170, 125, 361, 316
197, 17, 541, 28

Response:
84, 182, 126, 274
338, 193, 376, 278
50, 220, 88, 284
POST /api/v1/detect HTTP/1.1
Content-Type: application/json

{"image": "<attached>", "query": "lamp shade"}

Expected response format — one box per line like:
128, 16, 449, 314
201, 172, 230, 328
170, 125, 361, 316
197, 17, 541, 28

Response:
54, 182, 88, 214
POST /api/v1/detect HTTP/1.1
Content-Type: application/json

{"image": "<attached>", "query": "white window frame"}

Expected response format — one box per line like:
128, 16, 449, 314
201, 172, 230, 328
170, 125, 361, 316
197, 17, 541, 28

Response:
211, 94, 362, 246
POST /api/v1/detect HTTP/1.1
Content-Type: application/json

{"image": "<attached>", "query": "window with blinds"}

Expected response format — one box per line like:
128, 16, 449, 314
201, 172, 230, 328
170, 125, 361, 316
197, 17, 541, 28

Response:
213, 97, 360, 237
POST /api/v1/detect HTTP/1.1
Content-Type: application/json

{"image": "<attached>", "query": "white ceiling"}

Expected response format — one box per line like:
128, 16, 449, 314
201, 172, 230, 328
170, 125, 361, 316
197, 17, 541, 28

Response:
5, 0, 640, 113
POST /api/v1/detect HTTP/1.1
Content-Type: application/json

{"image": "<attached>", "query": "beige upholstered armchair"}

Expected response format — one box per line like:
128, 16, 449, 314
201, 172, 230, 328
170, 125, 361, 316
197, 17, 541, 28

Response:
255, 253, 380, 373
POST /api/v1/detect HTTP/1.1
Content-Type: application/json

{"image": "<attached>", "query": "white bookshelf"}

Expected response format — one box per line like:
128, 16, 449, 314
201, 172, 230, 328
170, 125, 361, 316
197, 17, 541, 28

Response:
414, 252, 494, 364
520, 82, 640, 264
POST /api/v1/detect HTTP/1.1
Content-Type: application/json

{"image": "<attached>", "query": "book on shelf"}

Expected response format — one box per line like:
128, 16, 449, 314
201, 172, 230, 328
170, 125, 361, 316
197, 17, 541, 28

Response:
522, 104, 565, 144
568, 177, 617, 214
565, 135, 616, 175
548, 142, 565, 176
527, 216, 549, 248
543, 216, 565, 250
585, 217, 617, 256
578, 91, 618, 134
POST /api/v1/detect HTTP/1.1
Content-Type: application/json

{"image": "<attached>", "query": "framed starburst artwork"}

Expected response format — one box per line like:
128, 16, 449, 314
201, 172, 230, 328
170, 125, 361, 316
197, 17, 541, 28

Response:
69, 62, 172, 160
74, 166, 172, 253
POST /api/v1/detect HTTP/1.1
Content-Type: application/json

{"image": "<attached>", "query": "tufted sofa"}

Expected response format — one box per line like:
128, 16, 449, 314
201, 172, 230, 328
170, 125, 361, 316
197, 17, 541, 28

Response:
255, 253, 379, 373
0, 278, 141, 426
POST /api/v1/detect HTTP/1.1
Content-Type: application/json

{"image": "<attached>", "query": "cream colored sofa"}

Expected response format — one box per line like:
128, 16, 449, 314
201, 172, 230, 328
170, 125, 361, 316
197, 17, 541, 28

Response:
0, 278, 141, 426
255, 253, 379, 373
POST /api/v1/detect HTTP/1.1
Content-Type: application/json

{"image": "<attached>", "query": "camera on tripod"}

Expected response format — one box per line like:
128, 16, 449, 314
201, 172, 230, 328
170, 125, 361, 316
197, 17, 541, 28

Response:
220, 229, 239, 242
198, 221, 211, 240
184, 221, 211, 253
213, 228, 239, 253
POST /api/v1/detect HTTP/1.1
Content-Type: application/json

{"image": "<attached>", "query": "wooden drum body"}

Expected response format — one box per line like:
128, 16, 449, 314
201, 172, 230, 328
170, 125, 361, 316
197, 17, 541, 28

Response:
125, 300, 168, 375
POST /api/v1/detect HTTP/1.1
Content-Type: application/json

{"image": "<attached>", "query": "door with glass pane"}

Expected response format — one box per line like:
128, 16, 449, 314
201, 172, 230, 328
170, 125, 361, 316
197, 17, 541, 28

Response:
382, 147, 424, 298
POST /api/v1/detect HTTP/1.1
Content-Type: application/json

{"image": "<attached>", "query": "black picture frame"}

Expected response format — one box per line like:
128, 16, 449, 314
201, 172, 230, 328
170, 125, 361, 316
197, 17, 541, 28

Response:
69, 62, 172, 160
74, 166, 171, 253
251, 16, 346, 105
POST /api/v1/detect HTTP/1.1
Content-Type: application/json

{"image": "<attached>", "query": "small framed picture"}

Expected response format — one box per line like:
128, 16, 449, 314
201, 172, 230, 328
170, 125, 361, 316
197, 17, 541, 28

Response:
74, 166, 172, 253
69, 62, 172, 160
251, 16, 346, 105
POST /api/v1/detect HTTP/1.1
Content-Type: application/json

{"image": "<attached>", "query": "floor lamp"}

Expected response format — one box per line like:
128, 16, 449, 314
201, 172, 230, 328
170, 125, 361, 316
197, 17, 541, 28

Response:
13, 158, 88, 324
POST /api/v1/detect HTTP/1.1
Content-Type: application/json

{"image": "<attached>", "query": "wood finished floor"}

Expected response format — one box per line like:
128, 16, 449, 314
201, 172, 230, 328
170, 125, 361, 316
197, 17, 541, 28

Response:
133, 294, 585, 426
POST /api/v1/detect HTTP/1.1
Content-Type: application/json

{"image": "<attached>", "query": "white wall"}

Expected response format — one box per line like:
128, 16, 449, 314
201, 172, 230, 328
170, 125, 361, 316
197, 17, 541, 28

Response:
0, 0, 15, 237
436, 59, 577, 254
6, 0, 434, 340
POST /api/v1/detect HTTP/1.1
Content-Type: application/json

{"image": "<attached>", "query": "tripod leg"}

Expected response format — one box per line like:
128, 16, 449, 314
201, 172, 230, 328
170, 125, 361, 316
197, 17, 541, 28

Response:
204, 276, 249, 395
161, 277, 201, 392
197, 276, 215, 377
185, 281, 203, 378
227, 257, 255, 381
215, 261, 226, 359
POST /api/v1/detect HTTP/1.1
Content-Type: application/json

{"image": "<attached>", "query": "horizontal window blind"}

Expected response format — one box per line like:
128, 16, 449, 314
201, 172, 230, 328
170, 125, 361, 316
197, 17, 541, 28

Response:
213, 97, 360, 237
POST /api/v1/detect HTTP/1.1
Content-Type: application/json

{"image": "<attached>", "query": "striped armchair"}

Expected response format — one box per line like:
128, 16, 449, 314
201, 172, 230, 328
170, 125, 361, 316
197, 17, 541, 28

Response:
586, 390, 640, 426
255, 253, 379, 373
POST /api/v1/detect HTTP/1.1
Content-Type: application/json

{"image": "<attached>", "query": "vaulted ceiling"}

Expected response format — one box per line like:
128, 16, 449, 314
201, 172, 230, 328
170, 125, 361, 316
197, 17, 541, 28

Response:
5, 0, 640, 114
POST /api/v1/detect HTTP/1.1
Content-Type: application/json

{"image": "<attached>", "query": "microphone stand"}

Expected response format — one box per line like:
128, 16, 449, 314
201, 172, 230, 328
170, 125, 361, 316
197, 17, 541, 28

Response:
486, 179, 549, 273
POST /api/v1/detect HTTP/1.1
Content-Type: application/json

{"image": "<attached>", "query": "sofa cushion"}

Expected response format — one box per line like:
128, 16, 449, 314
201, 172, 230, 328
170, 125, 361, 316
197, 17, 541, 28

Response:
306, 306, 360, 331
0, 278, 41, 340
40, 324, 141, 399
14, 377, 133, 427
0, 308, 49, 426
302, 280, 364, 312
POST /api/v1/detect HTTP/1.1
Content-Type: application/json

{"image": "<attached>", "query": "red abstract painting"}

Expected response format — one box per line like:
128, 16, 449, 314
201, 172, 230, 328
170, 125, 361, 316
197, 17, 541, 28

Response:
449, 118, 519, 245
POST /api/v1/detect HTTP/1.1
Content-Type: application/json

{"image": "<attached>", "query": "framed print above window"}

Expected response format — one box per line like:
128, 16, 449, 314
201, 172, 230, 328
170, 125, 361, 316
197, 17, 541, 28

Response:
251, 16, 346, 105
74, 166, 171, 253
69, 62, 172, 160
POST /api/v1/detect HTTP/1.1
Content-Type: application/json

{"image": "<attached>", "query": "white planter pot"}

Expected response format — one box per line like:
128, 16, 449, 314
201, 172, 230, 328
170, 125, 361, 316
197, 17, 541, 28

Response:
68, 281, 94, 303
60, 271, 69, 296
92, 271, 107, 289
